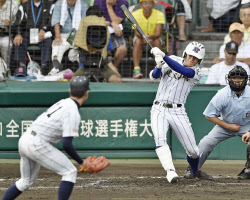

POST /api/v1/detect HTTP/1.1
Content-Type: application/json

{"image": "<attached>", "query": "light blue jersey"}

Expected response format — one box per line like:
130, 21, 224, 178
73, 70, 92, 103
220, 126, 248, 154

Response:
197, 85, 250, 169
203, 85, 250, 126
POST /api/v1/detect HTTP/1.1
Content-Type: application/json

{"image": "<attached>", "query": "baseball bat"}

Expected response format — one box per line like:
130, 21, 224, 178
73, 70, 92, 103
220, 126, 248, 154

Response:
120, 5, 153, 49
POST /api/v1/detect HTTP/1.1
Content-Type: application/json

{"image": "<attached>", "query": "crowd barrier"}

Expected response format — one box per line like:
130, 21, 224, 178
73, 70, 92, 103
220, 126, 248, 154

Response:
0, 81, 246, 160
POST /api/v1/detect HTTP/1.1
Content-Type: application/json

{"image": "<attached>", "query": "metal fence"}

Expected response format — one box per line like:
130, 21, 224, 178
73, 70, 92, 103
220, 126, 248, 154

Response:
0, 0, 249, 85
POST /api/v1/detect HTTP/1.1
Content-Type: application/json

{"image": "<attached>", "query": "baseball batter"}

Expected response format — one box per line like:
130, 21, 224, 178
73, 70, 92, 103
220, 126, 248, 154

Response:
2, 76, 90, 200
185, 66, 250, 179
150, 41, 205, 183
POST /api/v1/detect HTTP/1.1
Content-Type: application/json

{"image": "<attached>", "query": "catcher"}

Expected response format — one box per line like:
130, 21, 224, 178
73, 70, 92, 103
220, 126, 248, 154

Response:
1, 76, 110, 200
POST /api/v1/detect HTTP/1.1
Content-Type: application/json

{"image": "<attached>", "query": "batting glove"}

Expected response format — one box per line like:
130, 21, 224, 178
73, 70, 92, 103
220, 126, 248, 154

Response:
155, 55, 165, 69
150, 47, 165, 57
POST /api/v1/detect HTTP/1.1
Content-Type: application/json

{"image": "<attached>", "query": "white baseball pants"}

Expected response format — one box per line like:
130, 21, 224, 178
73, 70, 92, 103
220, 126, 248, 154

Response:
15, 129, 77, 192
151, 104, 199, 158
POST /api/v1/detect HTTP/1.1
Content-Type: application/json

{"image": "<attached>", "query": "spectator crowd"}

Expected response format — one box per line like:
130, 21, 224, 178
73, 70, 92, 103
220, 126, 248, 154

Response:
0, 0, 250, 83
205, 1, 250, 85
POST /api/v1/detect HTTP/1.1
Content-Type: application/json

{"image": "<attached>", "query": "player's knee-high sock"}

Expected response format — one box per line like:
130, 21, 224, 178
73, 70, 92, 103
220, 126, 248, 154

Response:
187, 155, 200, 174
155, 145, 176, 172
58, 181, 74, 200
2, 183, 22, 200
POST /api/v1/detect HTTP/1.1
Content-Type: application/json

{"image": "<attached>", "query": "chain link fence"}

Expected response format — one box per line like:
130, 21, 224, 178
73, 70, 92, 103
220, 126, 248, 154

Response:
1, 0, 249, 85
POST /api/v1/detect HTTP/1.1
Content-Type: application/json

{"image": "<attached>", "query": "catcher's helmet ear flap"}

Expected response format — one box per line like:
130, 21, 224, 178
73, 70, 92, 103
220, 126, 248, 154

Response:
182, 41, 205, 65
226, 65, 249, 92
70, 76, 90, 98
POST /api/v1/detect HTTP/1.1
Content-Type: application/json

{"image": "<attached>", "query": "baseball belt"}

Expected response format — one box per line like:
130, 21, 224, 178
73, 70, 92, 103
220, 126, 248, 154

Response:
154, 101, 182, 108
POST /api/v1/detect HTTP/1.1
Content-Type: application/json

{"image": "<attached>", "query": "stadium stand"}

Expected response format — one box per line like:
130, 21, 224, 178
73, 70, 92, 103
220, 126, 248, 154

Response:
1, 0, 249, 84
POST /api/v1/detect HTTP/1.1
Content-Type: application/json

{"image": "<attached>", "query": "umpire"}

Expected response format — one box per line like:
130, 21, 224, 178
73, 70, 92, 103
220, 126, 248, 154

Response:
185, 66, 250, 179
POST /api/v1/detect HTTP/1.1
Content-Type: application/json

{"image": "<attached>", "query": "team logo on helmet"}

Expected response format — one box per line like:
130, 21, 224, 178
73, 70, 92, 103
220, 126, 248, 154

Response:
246, 113, 250, 118
192, 47, 200, 53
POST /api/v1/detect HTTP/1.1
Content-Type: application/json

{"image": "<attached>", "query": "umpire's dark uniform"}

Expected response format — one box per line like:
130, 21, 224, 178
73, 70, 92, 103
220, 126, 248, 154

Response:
14, 0, 54, 67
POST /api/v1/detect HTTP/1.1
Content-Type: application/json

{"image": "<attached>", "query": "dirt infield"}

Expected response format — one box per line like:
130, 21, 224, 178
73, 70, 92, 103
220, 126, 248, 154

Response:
0, 160, 250, 200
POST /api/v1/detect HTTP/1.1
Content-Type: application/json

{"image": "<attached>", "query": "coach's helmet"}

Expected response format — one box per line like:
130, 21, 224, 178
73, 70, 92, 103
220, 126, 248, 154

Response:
182, 41, 205, 65
226, 65, 249, 92
70, 76, 90, 98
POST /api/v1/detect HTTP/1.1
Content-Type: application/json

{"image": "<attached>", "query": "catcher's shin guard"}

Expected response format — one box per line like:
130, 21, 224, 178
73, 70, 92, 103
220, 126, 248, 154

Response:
237, 141, 250, 179
245, 141, 250, 171
155, 145, 179, 183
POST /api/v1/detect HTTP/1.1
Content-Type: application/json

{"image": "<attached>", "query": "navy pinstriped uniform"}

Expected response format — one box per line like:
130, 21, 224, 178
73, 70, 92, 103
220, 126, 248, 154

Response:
151, 55, 202, 158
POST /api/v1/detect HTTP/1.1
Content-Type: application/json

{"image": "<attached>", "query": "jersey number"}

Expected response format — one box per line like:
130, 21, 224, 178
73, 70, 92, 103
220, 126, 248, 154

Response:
47, 107, 62, 118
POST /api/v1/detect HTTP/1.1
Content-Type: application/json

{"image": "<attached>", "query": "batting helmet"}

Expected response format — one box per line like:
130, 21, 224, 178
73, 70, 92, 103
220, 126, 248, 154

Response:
226, 65, 249, 92
70, 76, 90, 98
182, 41, 205, 65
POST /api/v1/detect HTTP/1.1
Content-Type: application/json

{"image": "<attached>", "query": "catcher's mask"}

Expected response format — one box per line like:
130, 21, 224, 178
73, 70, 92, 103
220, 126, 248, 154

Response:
182, 41, 205, 65
226, 65, 249, 92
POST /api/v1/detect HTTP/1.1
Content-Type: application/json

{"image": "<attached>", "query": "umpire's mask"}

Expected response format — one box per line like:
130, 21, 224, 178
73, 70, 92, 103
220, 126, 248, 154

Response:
226, 65, 249, 92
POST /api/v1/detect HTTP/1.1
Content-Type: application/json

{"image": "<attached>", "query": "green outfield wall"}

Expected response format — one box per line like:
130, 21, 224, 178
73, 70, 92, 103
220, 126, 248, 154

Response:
0, 81, 246, 160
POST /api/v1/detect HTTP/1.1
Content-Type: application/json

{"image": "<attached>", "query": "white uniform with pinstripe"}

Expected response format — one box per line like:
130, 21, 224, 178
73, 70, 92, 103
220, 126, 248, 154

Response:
150, 55, 202, 158
15, 98, 80, 191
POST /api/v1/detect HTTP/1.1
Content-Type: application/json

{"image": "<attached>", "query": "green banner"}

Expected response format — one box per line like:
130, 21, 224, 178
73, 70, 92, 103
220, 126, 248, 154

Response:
0, 83, 246, 160
0, 107, 156, 150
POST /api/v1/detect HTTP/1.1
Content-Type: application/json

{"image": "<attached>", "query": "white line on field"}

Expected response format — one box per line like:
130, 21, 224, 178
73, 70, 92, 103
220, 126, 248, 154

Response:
0, 176, 243, 182
216, 182, 250, 186
0, 184, 127, 191
1, 176, 250, 191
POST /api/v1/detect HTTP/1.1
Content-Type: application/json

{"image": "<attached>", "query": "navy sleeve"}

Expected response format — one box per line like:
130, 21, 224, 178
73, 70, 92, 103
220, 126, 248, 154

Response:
62, 137, 83, 165
163, 55, 195, 78
152, 67, 162, 78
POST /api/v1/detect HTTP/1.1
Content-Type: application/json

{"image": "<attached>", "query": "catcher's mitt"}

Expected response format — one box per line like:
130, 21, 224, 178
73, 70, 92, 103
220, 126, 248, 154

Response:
79, 156, 110, 173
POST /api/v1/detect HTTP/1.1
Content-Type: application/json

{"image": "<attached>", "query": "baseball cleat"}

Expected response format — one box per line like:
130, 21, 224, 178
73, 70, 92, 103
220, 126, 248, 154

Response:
184, 166, 213, 180
184, 166, 196, 179
237, 168, 250, 179
170, 176, 179, 183
166, 170, 179, 183
196, 169, 213, 180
